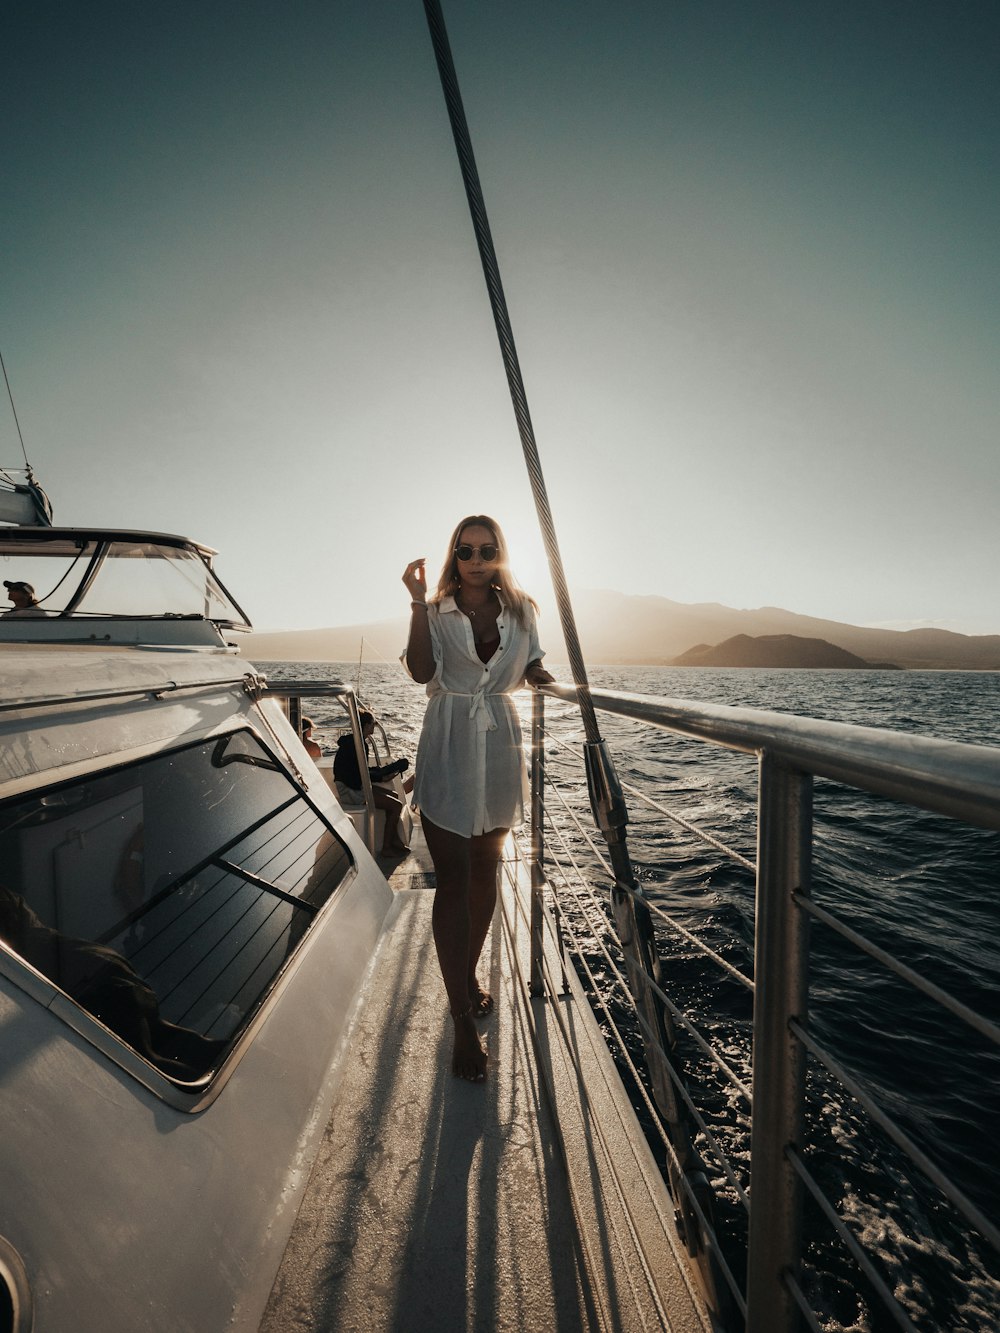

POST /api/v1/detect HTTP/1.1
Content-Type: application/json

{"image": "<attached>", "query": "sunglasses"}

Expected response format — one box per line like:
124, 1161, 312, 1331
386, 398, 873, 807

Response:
454, 543, 498, 562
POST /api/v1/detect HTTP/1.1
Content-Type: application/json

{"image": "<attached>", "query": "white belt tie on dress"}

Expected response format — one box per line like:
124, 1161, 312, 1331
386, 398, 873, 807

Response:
439, 688, 497, 733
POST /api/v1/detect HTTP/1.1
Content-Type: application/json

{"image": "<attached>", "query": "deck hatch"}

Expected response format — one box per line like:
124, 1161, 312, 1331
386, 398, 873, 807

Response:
0, 728, 352, 1087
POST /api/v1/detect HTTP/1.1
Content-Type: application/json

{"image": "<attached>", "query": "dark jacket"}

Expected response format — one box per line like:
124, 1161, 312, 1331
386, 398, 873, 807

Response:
333, 734, 406, 789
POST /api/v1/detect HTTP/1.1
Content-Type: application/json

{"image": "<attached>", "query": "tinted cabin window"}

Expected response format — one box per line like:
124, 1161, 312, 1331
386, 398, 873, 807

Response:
0, 731, 352, 1084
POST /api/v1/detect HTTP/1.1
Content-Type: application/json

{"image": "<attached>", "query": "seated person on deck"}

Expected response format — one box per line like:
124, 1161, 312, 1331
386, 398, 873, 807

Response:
333, 711, 409, 858
300, 716, 322, 760
2, 580, 50, 617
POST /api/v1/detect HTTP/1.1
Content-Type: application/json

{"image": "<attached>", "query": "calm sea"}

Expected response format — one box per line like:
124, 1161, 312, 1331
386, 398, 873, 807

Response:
264, 659, 1000, 1332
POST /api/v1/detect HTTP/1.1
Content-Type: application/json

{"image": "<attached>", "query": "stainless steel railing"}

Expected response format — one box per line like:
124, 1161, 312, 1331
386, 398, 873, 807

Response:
258, 679, 379, 852
526, 682, 1000, 1333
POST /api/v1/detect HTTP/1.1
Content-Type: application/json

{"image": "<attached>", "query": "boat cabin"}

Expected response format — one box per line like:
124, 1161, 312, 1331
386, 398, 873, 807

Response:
0, 526, 251, 649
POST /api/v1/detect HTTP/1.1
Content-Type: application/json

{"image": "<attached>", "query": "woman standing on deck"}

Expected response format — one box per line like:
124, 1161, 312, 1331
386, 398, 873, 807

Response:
402, 516, 553, 1082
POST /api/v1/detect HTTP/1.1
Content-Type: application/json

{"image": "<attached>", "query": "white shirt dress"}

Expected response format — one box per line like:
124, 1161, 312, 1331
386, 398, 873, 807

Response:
406, 594, 545, 837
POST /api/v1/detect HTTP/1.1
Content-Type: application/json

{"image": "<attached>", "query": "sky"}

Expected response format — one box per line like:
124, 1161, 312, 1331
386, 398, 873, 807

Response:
3, 1, 999, 636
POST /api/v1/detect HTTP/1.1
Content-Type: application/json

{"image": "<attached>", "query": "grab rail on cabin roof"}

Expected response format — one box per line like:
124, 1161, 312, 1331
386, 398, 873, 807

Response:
526, 682, 1000, 1333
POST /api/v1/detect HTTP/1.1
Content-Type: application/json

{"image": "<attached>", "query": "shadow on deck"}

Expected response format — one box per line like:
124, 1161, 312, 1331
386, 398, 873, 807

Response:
261, 831, 713, 1333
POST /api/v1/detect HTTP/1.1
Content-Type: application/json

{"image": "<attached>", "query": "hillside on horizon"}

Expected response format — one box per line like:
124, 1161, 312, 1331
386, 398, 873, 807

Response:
670, 634, 895, 669
242, 589, 1000, 671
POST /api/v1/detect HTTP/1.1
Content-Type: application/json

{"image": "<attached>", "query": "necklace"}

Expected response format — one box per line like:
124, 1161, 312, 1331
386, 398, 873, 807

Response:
457, 589, 489, 619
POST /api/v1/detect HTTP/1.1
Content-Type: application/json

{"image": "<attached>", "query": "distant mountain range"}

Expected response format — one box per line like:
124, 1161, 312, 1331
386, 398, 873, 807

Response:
242, 589, 1000, 671
671, 634, 898, 669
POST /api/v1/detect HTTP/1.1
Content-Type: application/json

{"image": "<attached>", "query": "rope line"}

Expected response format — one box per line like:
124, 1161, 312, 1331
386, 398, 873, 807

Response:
538, 784, 758, 1202
422, 8, 730, 1307
545, 773, 754, 994
782, 1277, 828, 1333
503, 854, 745, 1316
0, 347, 31, 471
643, 896, 755, 994
544, 725, 757, 874
421, 0, 599, 743
546, 834, 752, 1215
620, 778, 757, 874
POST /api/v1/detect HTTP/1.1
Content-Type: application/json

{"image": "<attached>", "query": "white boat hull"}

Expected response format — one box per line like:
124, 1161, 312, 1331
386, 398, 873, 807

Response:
0, 650, 394, 1331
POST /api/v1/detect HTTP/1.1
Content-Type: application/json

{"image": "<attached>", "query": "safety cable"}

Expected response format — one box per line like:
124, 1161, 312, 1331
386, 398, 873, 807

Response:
421, 0, 599, 744
791, 1019, 1000, 1255
421, 0, 677, 1045
27, 546, 88, 609
543, 823, 753, 1213
786, 1150, 922, 1333
497, 855, 746, 1319
1, 346, 31, 471
423, 5, 728, 1299
543, 725, 757, 873
546, 810, 753, 1106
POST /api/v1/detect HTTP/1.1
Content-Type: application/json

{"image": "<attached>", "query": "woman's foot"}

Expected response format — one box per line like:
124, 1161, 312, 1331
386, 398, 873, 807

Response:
469, 981, 494, 1017
379, 838, 408, 859
451, 1006, 488, 1082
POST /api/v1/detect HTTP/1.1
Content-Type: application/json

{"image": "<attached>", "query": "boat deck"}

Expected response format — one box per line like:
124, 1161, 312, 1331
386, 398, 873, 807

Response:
260, 827, 714, 1333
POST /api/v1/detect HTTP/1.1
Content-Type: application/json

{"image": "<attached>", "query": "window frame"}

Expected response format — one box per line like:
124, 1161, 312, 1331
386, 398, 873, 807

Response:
0, 726, 358, 1111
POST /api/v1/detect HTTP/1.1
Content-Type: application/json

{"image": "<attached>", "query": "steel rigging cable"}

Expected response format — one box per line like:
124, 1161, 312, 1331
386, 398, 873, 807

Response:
419, 6, 721, 1277
0, 346, 31, 475
0, 346, 52, 524
420, 0, 648, 881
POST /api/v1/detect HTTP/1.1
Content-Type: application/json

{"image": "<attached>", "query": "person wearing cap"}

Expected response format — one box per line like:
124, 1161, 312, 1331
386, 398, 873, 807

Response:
300, 717, 322, 760
2, 581, 48, 618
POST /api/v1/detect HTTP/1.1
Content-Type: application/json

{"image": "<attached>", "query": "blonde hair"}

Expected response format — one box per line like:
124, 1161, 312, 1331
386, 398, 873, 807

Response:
430, 514, 537, 629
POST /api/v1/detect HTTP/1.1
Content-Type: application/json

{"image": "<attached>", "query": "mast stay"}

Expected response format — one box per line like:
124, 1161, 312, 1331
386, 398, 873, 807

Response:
0, 346, 52, 526
421, 0, 723, 1297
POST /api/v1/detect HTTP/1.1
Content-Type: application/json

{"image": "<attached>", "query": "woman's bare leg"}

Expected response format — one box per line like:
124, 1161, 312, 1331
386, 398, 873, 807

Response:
422, 816, 488, 1081
466, 828, 507, 1014
372, 788, 406, 854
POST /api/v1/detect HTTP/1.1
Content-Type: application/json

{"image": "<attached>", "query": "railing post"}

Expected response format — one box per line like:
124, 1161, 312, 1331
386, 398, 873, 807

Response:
746, 751, 812, 1333
529, 688, 546, 995
287, 693, 302, 738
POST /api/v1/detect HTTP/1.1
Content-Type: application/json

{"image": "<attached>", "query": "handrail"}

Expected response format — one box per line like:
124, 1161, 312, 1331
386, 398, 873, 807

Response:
540, 682, 1000, 831
258, 679, 378, 854
256, 681, 353, 698
0, 676, 249, 714
527, 682, 1000, 1333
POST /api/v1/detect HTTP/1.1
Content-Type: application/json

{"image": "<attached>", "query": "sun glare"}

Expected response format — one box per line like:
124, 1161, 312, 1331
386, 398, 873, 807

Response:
503, 521, 551, 600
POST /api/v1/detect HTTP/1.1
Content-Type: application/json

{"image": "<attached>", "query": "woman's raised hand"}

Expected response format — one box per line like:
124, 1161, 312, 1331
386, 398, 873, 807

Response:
403, 558, 427, 602
403, 558, 434, 682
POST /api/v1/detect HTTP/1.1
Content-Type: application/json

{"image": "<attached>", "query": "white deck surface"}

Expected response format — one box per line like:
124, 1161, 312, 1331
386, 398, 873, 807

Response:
261, 832, 714, 1333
